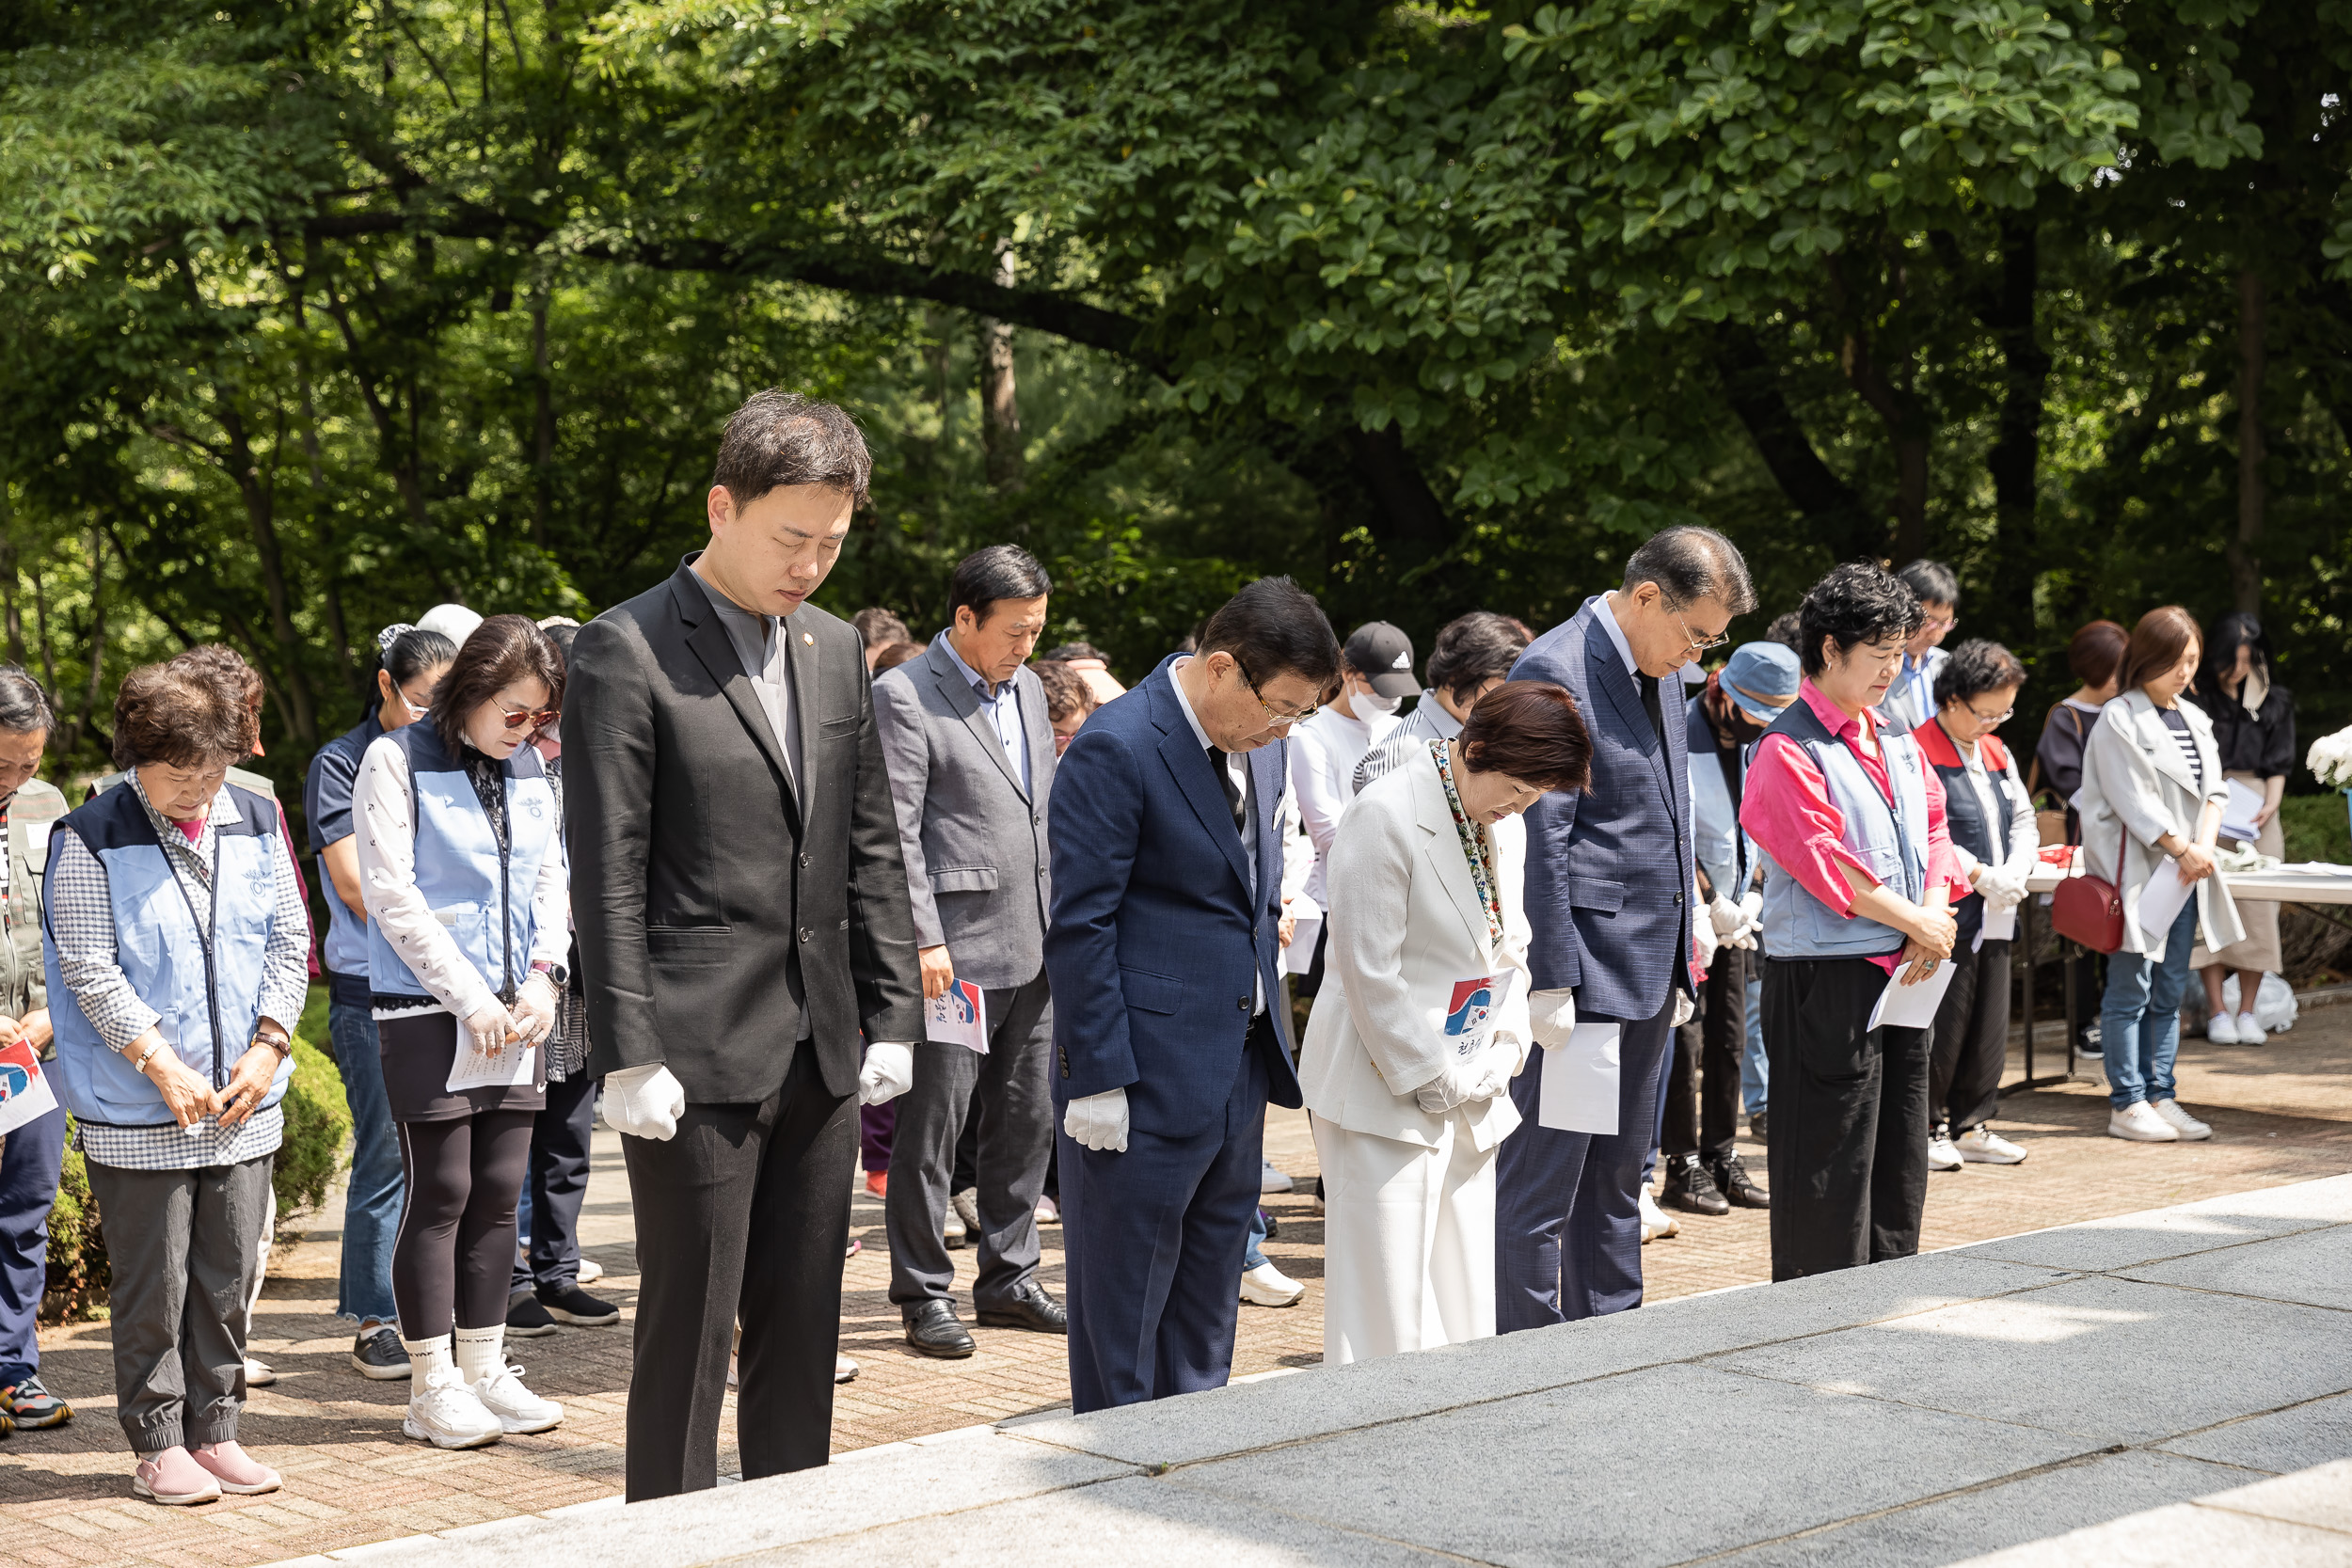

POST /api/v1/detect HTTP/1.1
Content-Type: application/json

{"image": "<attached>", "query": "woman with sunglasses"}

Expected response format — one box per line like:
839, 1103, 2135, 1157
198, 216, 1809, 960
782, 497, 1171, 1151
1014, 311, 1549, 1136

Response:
354, 614, 570, 1449
1915, 641, 2038, 1173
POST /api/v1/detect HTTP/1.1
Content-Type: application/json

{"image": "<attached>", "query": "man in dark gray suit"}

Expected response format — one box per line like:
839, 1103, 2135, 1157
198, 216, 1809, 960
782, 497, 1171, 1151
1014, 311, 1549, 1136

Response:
564, 391, 924, 1500
872, 546, 1064, 1357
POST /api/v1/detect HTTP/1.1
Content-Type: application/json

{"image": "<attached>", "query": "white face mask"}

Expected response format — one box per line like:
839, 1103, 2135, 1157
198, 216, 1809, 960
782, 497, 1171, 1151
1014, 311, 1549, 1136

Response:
1355, 687, 1403, 716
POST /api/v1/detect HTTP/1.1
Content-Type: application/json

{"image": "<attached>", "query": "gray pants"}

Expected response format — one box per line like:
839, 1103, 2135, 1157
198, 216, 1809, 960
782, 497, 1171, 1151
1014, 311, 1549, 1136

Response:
886, 973, 1053, 1311
87, 1153, 273, 1452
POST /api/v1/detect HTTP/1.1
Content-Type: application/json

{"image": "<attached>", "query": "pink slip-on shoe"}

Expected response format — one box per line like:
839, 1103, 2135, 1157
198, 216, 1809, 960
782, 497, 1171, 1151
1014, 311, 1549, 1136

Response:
132, 1447, 222, 1506
191, 1440, 281, 1496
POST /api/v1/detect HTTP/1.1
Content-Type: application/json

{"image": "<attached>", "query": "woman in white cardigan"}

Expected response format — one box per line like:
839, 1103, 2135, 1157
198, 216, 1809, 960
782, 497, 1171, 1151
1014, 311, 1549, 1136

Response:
1300, 682, 1592, 1364
2074, 607, 2241, 1146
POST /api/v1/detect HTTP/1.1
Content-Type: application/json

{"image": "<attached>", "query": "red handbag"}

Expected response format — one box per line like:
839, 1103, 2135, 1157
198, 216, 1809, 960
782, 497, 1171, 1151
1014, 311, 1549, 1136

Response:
2050, 823, 2125, 954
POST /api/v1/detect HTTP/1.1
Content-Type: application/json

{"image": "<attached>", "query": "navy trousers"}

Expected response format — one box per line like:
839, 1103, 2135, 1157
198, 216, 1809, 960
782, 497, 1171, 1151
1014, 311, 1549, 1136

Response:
1060, 1019, 1273, 1414
0, 1105, 67, 1385
1495, 996, 1676, 1331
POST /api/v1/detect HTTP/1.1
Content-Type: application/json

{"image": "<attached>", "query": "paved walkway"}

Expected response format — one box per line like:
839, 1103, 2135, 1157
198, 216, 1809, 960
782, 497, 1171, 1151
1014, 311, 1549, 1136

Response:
6, 1005, 2348, 1566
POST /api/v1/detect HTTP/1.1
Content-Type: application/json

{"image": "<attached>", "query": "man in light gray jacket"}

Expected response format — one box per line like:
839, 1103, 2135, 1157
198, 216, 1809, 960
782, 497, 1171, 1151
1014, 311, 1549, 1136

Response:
871, 546, 1064, 1357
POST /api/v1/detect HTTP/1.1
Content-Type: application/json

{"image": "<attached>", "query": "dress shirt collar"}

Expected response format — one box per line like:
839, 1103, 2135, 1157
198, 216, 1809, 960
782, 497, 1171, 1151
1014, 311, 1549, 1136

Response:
1419, 690, 1465, 740
940, 631, 1004, 700
1800, 677, 1872, 745
1167, 656, 1216, 752
1595, 592, 1641, 678
691, 562, 778, 657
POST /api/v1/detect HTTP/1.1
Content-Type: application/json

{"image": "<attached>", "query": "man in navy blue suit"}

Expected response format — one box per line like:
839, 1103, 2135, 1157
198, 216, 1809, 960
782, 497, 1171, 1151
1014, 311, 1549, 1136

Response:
1044, 578, 1341, 1412
1498, 527, 1756, 1330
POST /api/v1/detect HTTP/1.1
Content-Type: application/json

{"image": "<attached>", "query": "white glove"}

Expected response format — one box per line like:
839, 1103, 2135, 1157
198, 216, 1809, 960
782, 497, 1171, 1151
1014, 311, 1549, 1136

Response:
1692, 905, 1721, 969
857, 1041, 915, 1107
462, 1002, 516, 1056
1734, 890, 1764, 949
1708, 894, 1747, 941
511, 973, 558, 1045
1063, 1086, 1130, 1152
603, 1062, 686, 1142
1671, 989, 1696, 1028
1978, 863, 2030, 912
1413, 1057, 1482, 1114
1530, 988, 1578, 1050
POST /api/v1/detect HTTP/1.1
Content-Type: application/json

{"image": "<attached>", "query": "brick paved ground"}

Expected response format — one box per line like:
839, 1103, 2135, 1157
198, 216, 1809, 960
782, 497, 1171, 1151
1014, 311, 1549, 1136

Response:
7, 1002, 2348, 1566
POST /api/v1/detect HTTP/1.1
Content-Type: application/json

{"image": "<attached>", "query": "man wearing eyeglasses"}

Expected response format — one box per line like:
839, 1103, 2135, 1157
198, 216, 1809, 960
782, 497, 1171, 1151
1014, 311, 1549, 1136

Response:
1043, 577, 1341, 1411
1497, 526, 1757, 1333
1877, 559, 1962, 736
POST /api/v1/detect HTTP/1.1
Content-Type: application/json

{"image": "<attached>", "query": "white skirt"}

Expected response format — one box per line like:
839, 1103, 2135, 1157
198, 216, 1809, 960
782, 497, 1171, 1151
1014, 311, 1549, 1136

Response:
1312, 1111, 1497, 1366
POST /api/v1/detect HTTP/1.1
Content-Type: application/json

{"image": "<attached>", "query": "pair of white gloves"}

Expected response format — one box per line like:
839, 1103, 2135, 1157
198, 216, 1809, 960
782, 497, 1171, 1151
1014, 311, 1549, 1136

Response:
603, 1040, 917, 1143
1534, 981, 1693, 1035
1709, 891, 1764, 950
460, 972, 561, 1056
1973, 860, 2031, 912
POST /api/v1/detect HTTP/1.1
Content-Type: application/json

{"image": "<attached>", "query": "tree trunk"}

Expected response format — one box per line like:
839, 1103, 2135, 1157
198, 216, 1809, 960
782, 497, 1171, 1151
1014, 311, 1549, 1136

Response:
0, 486, 23, 668
2232, 268, 2265, 615
1984, 213, 2049, 648
979, 247, 1024, 494
56, 528, 106, 758
1709, 324, 1876, 559
1823, 253, 1928, 562
532, 293, 556, 546
217, 403, 321, 748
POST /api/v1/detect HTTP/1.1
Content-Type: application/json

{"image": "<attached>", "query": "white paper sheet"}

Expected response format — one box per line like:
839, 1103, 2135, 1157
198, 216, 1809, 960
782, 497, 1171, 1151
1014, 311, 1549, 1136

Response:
1283, 913, 1322, 976
445, 1038, 535, 1093
2219, 778, 2265, 846
1536, 1021, 1621, 1135
1438, 970, 1519, 1062
1867, 958, 1958, 1031
926, 979, 990, 1053
0, 1037, 58, 1135
2134, 862, 2195, 944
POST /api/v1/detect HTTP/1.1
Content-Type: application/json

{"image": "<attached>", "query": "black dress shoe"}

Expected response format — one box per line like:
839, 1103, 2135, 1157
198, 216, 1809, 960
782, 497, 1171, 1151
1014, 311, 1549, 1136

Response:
975, 1280, 1068, 1336
1708, 1151, 1771, 1210
1748, 1110, 1768, 1144
506, 1289, 560, 1338
537, 1279, 621, 1326
1661, 1152, 1730, 1216
903, 1300, 977, 1358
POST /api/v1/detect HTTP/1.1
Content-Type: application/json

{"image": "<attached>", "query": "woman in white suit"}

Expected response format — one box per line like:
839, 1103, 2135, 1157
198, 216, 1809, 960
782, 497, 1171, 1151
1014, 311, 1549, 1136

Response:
1301, 682, 1593, 1364
2075, 606, 2241, 1146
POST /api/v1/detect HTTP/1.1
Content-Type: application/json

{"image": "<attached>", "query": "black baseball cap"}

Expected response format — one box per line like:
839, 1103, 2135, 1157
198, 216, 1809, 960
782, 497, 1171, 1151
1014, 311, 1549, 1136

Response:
1344, 622, 1419, 700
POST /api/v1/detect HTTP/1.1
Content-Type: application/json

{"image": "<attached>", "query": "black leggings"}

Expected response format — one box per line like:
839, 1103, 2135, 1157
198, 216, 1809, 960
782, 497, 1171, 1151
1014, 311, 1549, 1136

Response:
392, 1111, 536, 1338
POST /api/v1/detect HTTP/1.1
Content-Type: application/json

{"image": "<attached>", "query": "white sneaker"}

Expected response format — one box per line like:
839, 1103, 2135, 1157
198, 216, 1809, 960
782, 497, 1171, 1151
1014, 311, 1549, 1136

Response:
2233, 1011, 2266, 1046
2108, 1101, 2180, 1143
403, 1367, 503, 1449
243, 1356, 277, 1387
951, 1186, 981, 1234
472, 1363, 564, 1434
1239, 1260, 1305, 1307
1927, 1132, 1963, 1172
1956, 1125, 2027, 1164
943, 1209, 966, 1250
577, 1258, 604, 1285
1260, 1159, 1295, 1194
1638, 1183, 1678, 1243
2153, 1100, 2212, 1141
2205, 1010, 2241, 1044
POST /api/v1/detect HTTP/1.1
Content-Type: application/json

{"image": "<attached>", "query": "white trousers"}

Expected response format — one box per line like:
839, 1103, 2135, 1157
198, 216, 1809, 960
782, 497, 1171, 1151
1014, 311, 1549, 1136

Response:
1312, 1112, 1497, 1366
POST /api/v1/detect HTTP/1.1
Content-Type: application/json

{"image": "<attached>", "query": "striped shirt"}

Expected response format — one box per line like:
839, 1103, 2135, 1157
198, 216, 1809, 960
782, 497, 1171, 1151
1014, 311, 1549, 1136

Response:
2157, 706, 2203, 790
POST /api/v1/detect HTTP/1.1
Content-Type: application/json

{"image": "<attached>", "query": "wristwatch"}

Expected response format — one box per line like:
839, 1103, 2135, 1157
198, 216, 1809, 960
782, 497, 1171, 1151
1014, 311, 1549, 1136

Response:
530, 958, 567, 986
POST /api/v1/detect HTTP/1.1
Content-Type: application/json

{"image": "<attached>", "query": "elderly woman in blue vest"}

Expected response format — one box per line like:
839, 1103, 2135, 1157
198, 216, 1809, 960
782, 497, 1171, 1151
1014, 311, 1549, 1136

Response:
1739, 563, 1968, 1282
1915, 641, 2039, 1173
43, 661, 309, 1505
354, 615, 570, 1450
2074, 607, 2239, 1145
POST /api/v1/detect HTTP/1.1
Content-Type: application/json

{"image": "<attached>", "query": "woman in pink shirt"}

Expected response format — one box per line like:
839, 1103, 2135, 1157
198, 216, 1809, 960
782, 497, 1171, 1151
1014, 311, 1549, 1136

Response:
1738, 563, 1968, 1281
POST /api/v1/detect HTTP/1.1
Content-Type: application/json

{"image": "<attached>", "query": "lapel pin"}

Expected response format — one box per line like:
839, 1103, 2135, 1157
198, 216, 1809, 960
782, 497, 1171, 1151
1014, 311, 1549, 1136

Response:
803, 632, 815, 645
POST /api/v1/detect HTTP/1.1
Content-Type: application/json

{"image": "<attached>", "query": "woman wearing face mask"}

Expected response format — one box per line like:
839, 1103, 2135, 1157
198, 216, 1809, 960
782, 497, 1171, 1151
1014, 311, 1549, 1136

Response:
1740, 562, 1969, 1282
355, 615, 570, 1449
1287, 623, 1418, 999
1301, 681, 1591, 1363
2187, 611, 2293, 1045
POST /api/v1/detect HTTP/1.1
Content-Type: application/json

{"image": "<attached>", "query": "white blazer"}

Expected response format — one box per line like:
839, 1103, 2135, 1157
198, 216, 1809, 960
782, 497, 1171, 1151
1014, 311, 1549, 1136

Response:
2074, 689, 2244, 958
1298, 751, 1534, 1152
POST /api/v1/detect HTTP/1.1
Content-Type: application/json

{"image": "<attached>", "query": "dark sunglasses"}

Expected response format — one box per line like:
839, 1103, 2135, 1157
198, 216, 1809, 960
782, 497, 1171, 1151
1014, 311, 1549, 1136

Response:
495, 703, 560, 732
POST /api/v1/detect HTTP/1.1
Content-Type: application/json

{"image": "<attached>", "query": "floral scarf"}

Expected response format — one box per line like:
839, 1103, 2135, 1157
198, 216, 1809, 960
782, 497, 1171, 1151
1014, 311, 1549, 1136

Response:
1432, 740, 1502, 948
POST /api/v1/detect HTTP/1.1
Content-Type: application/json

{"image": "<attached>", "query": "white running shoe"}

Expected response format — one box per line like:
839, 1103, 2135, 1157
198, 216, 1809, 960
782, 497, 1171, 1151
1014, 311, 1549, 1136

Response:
1638, 1183, 1678, 1243
943, 1208, 967, 1250
1956, 1125, 2027, 1164
2233, 1010, 2266, 1046
473, 1363, 564, 1434
403, 1366, 503, 1449
1260, 1159, 1295, 1194
1927, 1132, 1963, 1172
1239, 1260, 1305, 1307
2153, 1100, 2212, 1141
2108, 1101, 2180, 1143
2205, 1010, 2240, 1044
577, 1257, 604, 1285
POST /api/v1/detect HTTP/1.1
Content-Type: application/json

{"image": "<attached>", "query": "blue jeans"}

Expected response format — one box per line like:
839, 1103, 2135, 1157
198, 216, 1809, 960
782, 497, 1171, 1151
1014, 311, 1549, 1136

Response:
2101, 901, 2199, 1111
1742, 972, 1769, 1117
0, 1105, 68, 1386
329, 999, 404, 1324
1243, 1206, 1269, 1272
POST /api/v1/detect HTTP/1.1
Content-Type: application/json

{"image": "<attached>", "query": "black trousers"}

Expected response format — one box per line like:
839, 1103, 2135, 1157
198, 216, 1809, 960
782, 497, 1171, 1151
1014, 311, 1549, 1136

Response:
1665, 946, 1749, 1163
1930, 939, 2011, 1134
620, 1043, 853, 1500
512, 1069, 598, 1292
1762, 958, 1930, 1282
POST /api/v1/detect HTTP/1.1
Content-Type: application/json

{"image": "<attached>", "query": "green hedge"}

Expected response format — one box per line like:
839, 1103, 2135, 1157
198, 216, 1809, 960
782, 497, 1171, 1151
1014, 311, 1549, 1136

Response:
40, 1020, 351, 1324
2280, 793, 2352, 868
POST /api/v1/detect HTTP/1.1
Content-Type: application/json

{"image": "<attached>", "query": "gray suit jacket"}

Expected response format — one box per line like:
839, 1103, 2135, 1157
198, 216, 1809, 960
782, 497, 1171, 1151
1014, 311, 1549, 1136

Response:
872, 633, 1057, 990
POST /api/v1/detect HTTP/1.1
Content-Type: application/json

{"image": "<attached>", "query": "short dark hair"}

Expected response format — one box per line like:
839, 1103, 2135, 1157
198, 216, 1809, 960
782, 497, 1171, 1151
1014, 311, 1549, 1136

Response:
1896, 558, 1961, 608
1765, 610, 1804, 654
1043, 641, 1108, 665
112, 661, 257, 770
872, 640, 925, 673
1622, 526, 1757, 615
0, 666, 55, 736
949, 546, 1053, 626
1935, 639, 2027, 708
1034, 660, 1097, 725
2117, 606, 2201, 694
712, 390, 872, 509
2066, 620, 2129, 689
1196, 577, 1342, 696
171, 644, 264, 713
429, 614, 565, 756
2202, 610, 2269, 689
851, 608, 910, 648
541, 621, 579, 671
1425, 611, 1532, 705
1797, 562, 1925, 677
1461, 681, 1591, 794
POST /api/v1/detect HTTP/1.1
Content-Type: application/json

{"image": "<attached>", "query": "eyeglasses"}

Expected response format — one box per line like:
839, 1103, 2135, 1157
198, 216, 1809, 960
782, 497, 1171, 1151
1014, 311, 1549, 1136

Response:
494, 700, 560, 732
1666, 600, 1731, 656
1232, 655, 1320, 725
393, 684, 436, 715
1920, 612, 1959, 632
1964, 702, 2014, 727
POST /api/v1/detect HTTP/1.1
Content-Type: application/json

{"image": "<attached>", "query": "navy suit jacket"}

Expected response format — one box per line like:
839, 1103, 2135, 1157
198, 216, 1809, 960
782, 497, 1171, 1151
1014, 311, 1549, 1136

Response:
1043, 656, 1303, 1139
1513, 596, 1696, 1022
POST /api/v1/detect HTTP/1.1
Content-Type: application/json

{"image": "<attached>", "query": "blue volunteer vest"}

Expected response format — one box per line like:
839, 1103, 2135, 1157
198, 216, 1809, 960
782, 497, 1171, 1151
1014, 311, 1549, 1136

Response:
1759, 699, 1931, 960
43, 783, 294, 1126
367, 723, 558, 1008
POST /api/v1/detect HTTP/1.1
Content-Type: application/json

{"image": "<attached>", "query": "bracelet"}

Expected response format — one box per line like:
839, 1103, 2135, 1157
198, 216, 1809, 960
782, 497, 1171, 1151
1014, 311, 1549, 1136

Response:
127, 1038, 163, 1073
256, 1028, 293, 1059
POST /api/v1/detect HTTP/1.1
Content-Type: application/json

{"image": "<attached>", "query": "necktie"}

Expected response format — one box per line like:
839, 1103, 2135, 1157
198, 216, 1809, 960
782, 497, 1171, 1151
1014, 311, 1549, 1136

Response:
1210, 746, 1245, 832
1640, 671, 1666, 747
